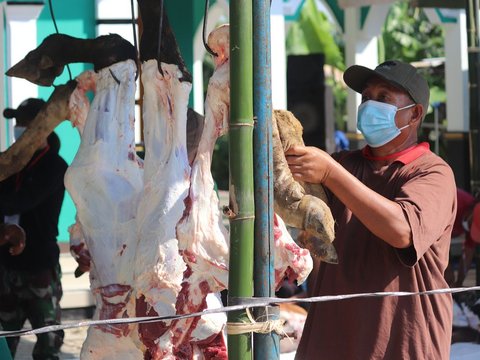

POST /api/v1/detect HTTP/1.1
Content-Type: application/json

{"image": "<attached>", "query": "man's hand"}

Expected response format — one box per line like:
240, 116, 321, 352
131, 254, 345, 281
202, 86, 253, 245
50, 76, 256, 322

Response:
286, 145, 334, 184
0, 224, 26, 256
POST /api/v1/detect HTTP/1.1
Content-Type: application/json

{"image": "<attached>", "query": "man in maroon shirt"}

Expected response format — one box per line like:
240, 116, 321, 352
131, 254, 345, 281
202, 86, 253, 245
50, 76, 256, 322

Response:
287, 60, 456, 359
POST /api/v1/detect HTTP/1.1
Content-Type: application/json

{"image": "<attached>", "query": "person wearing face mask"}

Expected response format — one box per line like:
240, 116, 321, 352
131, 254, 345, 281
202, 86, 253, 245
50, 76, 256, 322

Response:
287, 60, 456, 360
0, 98, 68, 359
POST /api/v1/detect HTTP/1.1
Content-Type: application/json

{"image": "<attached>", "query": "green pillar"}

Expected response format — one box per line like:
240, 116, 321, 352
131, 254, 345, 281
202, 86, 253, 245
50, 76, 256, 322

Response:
165, 0, 204, 106
0, 337, 12, 360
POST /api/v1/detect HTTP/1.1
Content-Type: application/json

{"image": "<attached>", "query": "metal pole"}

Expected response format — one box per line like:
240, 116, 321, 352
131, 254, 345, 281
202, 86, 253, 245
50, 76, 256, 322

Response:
253, 0, 279, 359
228, 0, 255, 359
466, 0, 480, 285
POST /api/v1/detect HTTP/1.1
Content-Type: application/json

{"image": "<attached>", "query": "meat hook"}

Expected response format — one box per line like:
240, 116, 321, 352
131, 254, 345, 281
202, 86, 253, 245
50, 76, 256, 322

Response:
48, 0, 72, 82
129, 0, 139, 80
109, 69, 121, 85
203, 0, 218, 57
156, 0, 165, 76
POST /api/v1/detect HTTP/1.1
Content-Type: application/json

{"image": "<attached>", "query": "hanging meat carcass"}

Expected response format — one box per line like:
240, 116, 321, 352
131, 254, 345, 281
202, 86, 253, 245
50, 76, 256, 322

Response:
64, 59, 145, 359
171, 24, 231, 359
133, 60, 192, 360
5, 8, 317, 358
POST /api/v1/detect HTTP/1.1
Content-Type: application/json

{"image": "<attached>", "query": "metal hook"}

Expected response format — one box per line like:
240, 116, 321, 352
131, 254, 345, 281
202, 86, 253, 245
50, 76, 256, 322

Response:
109, 69, 121, 85
130, 0, 139, 80
157, 0, 165, 76
203, 0, 218, 57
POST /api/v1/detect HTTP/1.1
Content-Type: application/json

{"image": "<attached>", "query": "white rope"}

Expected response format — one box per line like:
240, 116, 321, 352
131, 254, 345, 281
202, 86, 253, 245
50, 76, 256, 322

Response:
1, 286, 479, 338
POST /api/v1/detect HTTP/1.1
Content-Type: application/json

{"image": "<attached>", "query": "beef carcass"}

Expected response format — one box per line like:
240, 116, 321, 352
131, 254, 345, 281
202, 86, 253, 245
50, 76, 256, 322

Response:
172, 24, 231, 359
133, 59, 191, 359
5, 15, 315, 357
64, 59, 144, 359
170, 24, 314, 359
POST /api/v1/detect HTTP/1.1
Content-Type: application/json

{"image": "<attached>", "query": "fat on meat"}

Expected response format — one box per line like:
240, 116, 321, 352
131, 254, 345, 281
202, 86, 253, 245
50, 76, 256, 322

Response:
68, 70, 97, 272
133, 59, 191, 359
64, 60, 144, 359
172, 24, 231, 359
63, 27, 312, 359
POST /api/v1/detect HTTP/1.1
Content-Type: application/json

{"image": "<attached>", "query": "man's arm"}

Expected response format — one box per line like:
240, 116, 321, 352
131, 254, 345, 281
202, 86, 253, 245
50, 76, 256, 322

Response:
0, 158, 67, 215
286, 145, 412, 248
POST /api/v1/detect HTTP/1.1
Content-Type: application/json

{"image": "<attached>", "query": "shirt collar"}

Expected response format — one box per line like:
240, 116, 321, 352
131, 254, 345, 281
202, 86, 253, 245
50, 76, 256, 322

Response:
361, 142, 430, 165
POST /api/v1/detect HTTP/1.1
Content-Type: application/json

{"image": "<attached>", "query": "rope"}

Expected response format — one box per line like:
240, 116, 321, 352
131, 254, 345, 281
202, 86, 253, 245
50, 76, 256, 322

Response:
1, 286, 479, 338
48, 0, 72, 82
129, 0, 139, 80
156, 0, 164, 76
226, 308, 285, 335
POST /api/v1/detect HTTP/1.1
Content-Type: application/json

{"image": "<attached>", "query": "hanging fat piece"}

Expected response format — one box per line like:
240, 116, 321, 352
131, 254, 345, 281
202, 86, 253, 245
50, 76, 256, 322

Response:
172, 24, 231, 359
272, 109, 338, 263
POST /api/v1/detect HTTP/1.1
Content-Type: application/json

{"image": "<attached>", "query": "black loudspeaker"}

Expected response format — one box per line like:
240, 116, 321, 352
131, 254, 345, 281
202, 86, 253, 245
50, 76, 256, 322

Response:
287, 53, 327, 150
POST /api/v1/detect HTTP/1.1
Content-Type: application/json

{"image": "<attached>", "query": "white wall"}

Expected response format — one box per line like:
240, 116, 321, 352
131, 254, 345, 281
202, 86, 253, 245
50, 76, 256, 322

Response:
2, 3, 44, 150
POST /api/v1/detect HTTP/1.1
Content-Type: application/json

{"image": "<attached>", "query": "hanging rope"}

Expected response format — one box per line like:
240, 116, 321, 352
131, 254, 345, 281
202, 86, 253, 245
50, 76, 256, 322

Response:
48, 0, 72, 82
129, 0, 138, 54
130, 0, 139, 79
156, 0, 165, 75
203, 0, 218, 57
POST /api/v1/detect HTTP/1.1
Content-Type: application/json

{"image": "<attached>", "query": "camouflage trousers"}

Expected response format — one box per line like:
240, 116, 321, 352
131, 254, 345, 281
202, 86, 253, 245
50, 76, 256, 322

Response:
0, 264, 64, 360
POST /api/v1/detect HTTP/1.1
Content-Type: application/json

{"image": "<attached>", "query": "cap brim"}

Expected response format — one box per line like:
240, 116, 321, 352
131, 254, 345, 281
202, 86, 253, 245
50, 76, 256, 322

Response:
343, 65, 409, 96
3, 108, 17, 119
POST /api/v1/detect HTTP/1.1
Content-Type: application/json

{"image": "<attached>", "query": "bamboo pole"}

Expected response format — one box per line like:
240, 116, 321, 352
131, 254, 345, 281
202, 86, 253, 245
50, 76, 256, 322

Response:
228, 0, 255, 359
252, 0, 279, 358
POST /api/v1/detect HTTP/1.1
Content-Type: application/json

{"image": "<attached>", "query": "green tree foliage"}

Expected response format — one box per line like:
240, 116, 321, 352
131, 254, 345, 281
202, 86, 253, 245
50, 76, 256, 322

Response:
286, 0, 344, 70
381, 1, 444, 63
381, 1, 445, 104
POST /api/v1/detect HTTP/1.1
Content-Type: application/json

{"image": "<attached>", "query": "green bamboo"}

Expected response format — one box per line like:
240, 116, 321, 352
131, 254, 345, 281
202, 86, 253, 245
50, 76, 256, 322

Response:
228, 0, 254, 359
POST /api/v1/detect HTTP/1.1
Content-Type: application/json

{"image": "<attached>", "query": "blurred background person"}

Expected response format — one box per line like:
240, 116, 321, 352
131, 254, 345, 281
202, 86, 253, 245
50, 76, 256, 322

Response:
0, 98, 68, 360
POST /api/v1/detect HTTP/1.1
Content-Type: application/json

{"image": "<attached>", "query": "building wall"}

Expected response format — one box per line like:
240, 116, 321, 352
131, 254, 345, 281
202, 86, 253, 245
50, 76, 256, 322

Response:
37, 0, 96, 243
1, 0, 96, 243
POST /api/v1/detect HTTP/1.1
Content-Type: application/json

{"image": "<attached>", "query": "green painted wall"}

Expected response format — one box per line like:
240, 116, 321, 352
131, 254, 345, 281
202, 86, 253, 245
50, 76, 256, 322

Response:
36, 0, 96, 243
166, 0, 204, 106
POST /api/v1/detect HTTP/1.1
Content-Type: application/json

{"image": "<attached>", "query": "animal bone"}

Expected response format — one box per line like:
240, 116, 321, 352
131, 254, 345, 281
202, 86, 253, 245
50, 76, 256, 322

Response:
6, 34, 137, 87
0, 81, 77, 181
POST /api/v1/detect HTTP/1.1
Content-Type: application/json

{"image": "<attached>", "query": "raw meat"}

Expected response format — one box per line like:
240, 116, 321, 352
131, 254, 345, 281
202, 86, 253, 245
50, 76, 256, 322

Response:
133, 59, 191, 359
64, 60, 144, 359
172, 24, 231, 359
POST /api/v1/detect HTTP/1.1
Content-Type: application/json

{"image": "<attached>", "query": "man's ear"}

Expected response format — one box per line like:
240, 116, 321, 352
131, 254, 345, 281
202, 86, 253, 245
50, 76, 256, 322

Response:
411, 104, 423, 125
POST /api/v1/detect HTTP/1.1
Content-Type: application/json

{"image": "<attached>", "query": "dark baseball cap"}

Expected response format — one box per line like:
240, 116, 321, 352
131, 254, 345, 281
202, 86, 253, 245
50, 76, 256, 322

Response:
3, 98, 46, 126
343, 60, 430, 116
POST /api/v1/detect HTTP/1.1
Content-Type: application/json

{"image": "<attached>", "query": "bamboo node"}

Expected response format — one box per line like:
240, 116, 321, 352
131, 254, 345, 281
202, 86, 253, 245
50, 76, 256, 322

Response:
229, 122, 254, 128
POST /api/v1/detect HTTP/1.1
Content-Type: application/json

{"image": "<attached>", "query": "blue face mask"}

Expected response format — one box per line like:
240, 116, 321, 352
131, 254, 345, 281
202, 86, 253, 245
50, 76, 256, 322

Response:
357, 100, 415, 148
14, 126, 26, 141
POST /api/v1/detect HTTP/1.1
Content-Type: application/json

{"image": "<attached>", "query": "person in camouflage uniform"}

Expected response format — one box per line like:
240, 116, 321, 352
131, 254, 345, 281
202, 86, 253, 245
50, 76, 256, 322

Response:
0, 265, 64, 359
0, 99, 68, 359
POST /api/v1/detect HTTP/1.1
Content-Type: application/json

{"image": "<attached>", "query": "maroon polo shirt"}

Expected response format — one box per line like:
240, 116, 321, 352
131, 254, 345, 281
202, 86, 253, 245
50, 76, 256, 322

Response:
296, 143, 456, 360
